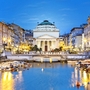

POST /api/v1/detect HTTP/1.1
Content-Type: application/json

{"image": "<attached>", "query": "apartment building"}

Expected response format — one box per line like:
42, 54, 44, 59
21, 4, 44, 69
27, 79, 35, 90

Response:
84, 16, 90, 50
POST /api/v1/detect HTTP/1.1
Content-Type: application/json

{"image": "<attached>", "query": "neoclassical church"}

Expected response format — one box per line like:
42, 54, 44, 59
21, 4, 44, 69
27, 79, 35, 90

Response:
33, 20, 60, 51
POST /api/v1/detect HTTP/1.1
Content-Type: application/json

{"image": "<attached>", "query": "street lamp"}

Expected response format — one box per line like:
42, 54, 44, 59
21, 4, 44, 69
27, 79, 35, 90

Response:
8, 38, 11, 51
8, 38, 11, 44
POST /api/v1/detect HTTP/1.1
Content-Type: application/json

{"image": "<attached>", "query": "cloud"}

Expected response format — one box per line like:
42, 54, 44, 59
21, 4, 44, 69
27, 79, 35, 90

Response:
40, 14, 51, 20
83, 1, 90, 5
62, 14, 67, 16
38, 1, 47, 5
17, 13, 30, 19
26, 5, 38, 8
18, 13, 28, 16
20, 17, 39, 24
28, 18, 39, 21
17, 13, 52, 24
26, 1, 47, 8
60, 8, 72, 11
16, 12, 40, 23
61, 18, 65, 21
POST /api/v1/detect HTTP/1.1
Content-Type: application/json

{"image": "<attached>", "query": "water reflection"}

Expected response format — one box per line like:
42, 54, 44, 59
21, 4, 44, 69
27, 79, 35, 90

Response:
15, 71, 23, 83
40, 57, 57, 63
1, 72, 14, 90
50, 58, 52, 63
0, 63, 90, 90
31, 62, 67, 68
41, 58, 43, 63
71, 67, 90, 90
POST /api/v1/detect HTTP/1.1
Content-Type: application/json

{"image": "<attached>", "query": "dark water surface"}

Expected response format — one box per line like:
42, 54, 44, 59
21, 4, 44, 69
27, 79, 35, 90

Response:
0, 63, 89, 90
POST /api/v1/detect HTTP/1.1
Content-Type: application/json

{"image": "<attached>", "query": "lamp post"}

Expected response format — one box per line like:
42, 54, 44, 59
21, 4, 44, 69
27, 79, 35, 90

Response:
8, 38, 11, 51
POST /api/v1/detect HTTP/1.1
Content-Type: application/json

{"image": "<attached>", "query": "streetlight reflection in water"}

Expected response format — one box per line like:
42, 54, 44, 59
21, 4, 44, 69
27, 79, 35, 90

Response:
1, 72, 14, 90
0, 63, 90, 90
0, 71, 23, 90
71, 67, 90, 89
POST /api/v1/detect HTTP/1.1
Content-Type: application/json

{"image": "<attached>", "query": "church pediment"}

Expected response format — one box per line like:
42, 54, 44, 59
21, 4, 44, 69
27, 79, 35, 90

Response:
37, 34, 56, 38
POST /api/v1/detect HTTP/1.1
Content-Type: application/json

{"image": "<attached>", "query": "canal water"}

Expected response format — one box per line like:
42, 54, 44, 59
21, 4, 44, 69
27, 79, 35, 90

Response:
0, 62, 89, 90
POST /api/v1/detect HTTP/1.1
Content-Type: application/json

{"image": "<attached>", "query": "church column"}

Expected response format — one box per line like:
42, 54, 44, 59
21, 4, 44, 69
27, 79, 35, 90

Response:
49, 41, 51, 51
36, 41, 38, 47
50, 41, 53, 51
51, 41, 52, 50
39, 41, 41, 49
53, 41, 56, 49
47, 41, 49, 51
42, 41, 45, 51
56, 39, 59, 48
37, 41, 41, 49
37, 41, 39, 48
40, 41, 42, 49
52, 41, 55, 50
51, 41, 54, 50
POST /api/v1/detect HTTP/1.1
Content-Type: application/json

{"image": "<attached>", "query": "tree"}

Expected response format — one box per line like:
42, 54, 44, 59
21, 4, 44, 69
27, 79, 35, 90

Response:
53, 48, 59, 52
59, 41, 65, 51
59, 47, 63, 51
39, 48, 42, 53
32, 45, 39, 52
19, 43, 31, 53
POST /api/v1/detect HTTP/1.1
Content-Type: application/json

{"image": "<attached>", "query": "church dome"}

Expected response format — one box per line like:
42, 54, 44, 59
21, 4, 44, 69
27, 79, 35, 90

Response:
38, 20, 54, 25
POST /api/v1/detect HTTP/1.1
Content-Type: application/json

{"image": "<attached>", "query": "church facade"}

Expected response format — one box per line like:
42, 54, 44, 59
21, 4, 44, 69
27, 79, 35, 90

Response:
33, 20, 60, 51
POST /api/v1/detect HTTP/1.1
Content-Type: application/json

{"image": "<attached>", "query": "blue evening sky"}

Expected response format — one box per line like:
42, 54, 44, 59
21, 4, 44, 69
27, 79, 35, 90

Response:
0, 0, 90, 34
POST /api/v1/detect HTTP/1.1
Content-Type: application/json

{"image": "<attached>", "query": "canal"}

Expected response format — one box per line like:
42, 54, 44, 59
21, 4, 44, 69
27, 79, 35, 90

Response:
0, 62, 89, 90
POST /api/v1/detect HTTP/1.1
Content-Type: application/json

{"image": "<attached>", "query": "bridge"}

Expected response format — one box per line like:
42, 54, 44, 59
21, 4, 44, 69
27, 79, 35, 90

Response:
6, 51, 89, 62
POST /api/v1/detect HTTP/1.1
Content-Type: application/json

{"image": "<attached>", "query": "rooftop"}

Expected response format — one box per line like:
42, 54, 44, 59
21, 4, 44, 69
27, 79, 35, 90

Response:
38, 20, 54, 26
71, 27, 84, 32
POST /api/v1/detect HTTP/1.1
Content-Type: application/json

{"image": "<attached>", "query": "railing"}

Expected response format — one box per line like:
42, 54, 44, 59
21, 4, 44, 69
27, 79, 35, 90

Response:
36, 51, 67, 55
66, 55, 88, 60
36, 51, 89, 60
5, 51, 90, 61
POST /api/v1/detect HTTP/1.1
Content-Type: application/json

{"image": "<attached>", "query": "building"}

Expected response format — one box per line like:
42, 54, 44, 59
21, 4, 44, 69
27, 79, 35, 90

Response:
71, 27, 84, 51
9, 23, 25, 46
68, 33, 72, 48
25, 30, 33, 45
62, 33, 70, 46
84, 16, 90, 50
0, 22, 26, 53
33, 20, 60, 51
0, 22, 14, 52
